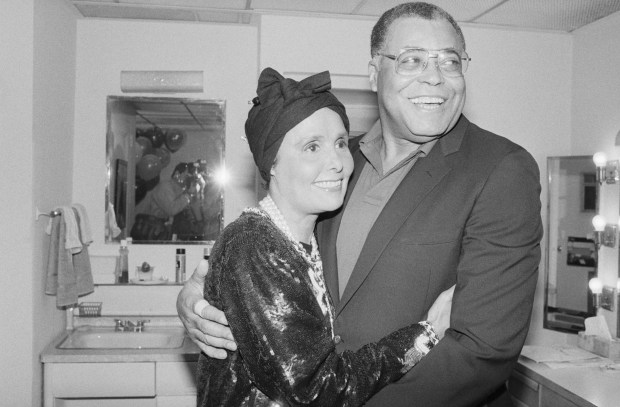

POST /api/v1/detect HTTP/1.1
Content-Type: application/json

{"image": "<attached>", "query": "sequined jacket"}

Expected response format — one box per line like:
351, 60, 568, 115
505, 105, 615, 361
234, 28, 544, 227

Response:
196, 209, 437, 407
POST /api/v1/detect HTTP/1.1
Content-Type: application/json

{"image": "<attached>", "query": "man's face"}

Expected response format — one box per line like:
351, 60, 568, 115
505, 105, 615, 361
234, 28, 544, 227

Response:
369, 17, 466, 145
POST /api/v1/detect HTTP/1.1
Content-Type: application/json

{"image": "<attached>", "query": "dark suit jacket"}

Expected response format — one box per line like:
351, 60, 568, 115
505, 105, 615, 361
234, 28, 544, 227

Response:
316, 115, 543, 407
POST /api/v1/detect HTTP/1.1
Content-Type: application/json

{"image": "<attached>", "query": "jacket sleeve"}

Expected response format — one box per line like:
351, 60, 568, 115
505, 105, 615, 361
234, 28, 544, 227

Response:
214, 226, 438, 407
369, 148, 543, 407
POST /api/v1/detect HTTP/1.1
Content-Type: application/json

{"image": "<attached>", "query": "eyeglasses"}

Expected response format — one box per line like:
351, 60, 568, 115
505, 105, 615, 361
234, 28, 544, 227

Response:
377, 48, 470, 77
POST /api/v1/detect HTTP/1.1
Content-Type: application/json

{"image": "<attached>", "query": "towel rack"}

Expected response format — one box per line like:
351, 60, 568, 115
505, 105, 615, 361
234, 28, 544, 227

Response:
36, 207, 61, 220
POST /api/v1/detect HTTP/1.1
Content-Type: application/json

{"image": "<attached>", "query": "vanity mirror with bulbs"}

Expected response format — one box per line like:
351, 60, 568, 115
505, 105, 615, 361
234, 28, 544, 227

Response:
544, 156, 599, 333
545, 154, 620, 337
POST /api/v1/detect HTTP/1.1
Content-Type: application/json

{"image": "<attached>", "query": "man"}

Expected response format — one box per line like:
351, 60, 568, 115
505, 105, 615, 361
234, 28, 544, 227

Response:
177, 2, 542, 406
132, 162, 199, 241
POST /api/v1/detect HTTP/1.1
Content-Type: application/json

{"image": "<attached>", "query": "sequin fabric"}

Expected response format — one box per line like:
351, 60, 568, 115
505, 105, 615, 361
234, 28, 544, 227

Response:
196, 201, 439, 407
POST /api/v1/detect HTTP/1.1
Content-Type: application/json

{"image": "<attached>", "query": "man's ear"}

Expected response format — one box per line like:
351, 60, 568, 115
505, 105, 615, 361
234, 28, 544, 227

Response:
368, 59, 379, 92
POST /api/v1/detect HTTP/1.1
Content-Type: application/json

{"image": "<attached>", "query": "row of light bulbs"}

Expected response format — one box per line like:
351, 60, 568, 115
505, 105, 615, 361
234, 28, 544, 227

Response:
589, 152, 618, 310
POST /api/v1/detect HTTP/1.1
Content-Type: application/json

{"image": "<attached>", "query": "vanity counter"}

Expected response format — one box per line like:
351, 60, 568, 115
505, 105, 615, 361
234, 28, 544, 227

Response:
511, 356, 620, 407
41, 327, 200, 363
41, 325, 201, 407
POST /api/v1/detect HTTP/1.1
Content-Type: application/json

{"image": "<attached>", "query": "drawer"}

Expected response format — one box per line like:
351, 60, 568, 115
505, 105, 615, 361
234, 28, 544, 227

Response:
47, 362, 155, 398
508, 370, 539, 407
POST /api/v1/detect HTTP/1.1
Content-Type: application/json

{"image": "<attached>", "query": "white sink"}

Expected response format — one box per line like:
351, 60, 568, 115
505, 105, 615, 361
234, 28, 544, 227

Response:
58, 327, 186, 349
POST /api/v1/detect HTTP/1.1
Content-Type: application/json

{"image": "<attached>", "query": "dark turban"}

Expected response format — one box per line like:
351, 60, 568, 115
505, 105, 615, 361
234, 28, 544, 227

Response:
245, 68, 349, 182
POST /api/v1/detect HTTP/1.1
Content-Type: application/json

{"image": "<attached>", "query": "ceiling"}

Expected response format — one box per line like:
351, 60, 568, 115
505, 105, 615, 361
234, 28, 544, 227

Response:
68, 0, 620, 33
115, 97, 225, 130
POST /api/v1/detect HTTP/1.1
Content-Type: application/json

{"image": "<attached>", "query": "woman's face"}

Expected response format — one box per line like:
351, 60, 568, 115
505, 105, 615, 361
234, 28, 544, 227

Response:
270, 107, 353, 220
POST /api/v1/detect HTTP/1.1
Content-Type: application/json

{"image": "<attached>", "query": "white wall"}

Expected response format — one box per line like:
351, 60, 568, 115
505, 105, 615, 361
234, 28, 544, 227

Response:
0, 0, 77, 405
72, 19, 258, 313
32, 1, 78, 404
0, 3, 35, 405
571, 10, 620, 339
259, 14, 573, 346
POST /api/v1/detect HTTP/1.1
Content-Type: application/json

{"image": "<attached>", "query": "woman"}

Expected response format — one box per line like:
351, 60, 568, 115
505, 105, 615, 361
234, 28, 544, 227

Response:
196, 68, 450, 406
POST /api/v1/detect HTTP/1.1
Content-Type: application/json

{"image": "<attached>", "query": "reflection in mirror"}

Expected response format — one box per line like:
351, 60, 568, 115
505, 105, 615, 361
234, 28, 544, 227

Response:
545, 156, 599, 333
105, 96, 225, 244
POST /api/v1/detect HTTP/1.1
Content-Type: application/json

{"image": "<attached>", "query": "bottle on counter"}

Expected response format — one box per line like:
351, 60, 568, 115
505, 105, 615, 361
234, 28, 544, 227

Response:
118, 239, 129, 284
176, 248, 186, 283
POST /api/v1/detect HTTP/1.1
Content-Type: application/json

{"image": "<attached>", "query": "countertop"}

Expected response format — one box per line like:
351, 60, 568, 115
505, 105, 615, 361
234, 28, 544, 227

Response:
41, 317, 200, 363
516, 356, 620, 407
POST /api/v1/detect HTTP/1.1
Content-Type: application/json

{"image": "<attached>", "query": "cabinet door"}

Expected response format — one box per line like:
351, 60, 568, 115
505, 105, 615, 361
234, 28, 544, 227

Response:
508, 371, 539, 407
156, 362, 197, 396
540, 387, 581, 407
157, 395, 196, 407
56, 399, 156, 407
47, 362, 155, 398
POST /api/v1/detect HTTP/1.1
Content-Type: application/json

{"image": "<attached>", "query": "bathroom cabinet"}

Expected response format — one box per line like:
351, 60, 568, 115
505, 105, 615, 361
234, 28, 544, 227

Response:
508, 357, 620, 407
43, 361, 197, 407
41, 327, 200, 407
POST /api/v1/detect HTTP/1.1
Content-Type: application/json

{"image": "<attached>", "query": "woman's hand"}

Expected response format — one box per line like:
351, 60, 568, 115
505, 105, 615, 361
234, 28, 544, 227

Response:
176, 259, 237, 358
425, 285, 455, 339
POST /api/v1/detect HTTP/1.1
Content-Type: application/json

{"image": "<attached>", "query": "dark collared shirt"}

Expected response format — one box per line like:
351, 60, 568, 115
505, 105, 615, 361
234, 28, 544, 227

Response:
336, 121, 437, 297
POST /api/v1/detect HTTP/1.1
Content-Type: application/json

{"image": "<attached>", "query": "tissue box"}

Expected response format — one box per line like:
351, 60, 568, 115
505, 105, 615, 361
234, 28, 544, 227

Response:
578, 332, 620, 359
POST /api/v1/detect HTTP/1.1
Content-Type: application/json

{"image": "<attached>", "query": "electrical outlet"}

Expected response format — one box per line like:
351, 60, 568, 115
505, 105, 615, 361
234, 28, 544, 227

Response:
601, 286, 615, 311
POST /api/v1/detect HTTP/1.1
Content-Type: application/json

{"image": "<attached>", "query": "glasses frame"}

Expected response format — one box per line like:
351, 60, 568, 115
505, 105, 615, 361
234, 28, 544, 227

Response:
378, 47, 471, 77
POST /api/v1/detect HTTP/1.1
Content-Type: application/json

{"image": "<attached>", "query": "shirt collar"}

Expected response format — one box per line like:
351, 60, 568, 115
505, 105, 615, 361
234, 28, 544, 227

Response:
358, 119, 438, 174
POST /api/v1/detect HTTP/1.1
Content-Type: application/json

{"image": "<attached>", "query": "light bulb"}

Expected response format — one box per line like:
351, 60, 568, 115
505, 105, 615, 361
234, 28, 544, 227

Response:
593, 152, 608, 167
589, 277, 603, 294
592, 215, 606, 232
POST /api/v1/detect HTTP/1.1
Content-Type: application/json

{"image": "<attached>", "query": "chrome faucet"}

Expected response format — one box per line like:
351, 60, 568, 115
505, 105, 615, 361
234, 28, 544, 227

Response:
114, 319, 150, 332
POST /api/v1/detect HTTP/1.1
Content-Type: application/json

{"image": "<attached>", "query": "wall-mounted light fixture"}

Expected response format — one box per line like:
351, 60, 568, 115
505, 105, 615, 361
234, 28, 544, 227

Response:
592, 215, 618, 251
592, 152, 619, 185
591, 215, 617, 250
601, 285, 615, 311
589, 277, 603, 310
120, 71, 203, 93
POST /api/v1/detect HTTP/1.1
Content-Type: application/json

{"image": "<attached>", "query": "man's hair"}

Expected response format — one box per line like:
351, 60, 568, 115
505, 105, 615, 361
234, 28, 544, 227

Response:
370, 2, 466, 57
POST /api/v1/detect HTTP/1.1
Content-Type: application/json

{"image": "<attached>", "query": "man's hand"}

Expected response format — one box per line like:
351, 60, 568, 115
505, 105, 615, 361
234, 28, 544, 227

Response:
425, 285, 455, 339
176, 259, 237, 358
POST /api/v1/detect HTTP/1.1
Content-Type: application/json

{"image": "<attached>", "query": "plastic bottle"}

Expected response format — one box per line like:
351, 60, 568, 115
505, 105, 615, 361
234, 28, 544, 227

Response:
176, 248, 186, 283
118, 239, 129, 284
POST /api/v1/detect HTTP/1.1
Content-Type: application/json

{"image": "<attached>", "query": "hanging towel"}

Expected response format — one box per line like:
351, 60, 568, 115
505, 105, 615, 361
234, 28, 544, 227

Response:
72, 203, 93, 245
45, 208, 94, 308
61, 205, 83, 254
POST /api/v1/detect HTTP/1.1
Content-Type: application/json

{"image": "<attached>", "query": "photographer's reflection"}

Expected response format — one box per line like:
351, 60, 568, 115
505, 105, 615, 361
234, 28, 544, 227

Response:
131, 162, 196, 241
172, 160, 222, 241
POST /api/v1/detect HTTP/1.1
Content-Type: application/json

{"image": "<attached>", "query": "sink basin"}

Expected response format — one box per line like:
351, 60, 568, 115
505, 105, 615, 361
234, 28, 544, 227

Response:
58, 327, 186, 349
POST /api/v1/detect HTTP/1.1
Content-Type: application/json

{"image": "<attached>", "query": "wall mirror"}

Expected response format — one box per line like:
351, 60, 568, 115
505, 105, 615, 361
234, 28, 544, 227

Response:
544, 156, 599, 333
105, 96, 225, 244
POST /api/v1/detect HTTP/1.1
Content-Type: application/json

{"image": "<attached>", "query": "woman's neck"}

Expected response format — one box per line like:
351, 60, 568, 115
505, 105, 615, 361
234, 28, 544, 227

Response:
266, 194, 317, 244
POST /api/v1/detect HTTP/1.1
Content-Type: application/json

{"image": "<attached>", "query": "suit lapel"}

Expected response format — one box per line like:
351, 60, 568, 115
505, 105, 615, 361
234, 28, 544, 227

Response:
335, 116, 469, 316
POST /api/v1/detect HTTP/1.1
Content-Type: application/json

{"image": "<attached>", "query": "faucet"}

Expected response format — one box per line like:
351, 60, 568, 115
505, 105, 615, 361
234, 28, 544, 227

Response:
114, 319, 150, 332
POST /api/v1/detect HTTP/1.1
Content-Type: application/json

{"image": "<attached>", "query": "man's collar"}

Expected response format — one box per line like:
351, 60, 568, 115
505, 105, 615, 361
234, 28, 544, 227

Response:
359, 114, 469, 155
